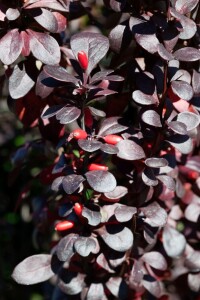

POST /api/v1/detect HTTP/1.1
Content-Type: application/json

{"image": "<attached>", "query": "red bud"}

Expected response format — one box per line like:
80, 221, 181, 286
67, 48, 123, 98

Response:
88, 163, 108, 171
74, 203, 83, 216
104, 134, 123, 145
55, 220, 74, 231
72, 129, 87, 140
77, 51, 88, 70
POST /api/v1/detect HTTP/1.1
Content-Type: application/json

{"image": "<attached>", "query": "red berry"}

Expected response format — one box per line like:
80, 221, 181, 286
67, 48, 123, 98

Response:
74, 203, 83, 216
55, 221, 74, 231
72, 129, 87, 140
77, 51, 88, 70
88, 163, 108, 171
104, 134, 123, 145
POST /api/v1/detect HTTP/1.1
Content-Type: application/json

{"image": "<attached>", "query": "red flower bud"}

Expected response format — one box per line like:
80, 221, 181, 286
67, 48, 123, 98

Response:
72, 129, 87, 140
77, 51, 88, 70
55, 220, 74, 231
74, 203, 83, 216
88, 163, 108, 171
104, 134, 123, 145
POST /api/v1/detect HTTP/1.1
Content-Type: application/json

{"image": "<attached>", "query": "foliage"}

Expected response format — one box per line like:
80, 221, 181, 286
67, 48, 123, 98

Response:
0, 0, 200, 299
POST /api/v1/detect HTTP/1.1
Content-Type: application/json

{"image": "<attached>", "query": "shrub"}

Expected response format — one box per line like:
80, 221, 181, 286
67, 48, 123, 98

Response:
0, 0, 200, 299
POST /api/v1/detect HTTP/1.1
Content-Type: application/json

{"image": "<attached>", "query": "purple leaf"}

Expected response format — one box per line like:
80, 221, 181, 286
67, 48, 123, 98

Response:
132, 90, 159, 105
78, 139, 102, 152
171, 80, 194, 101
9, 65, 35, 99
163, 226, 186, 257
174, 47, 200, 62
167, 135, 193, 154
82, 206, 101, 226
141, 252, 167, 270
51, 176, 64, 192
141, 202, 167, 227
31, 8, 58, 32
104, 186, 128, 200
117, 140, 145, 160
85, 170, 116, 193
100, 144, 119, 154
114, 205, 137, 222
185, 251, 200, 271
90, 70, 114, 84
58, 272, 85, 295
106, 277, 128, 299
185, 203, 200, 223
0, 29, 22, 65
56, 106, 81, 124
157, 44, 174, 61
24, 0, 68, 12
62, 174, 85, 194
41, 105, 64, 119
135, 34, 159, 54
175, 0, 199, 15
88, 106, 106, 118
170, 8, 197, 40
109, 23, 130, 53
97, 225, 134, 252
6, 8, 20, 20
145, 157, 168, 168
96, 253, 115, 273
168, 121, 188, 135
12, 254, 54, 284
157, 175, 176, 191
108, 252, 126, 268
188, 273, 200, 292
142, 276, 163, 298
192, 70, 200, 94
74, 236, 97, 257
142, 168, 158, 187
43, 65, 79, 84
70, 32, 109, 75
98, 117, 128, 136
142, 110, 162, 127
56, 233, 78, 262
36, 70, 54, 98
27, 29, 60, 65
87, 283, 106, 300
176, 111, 200, 131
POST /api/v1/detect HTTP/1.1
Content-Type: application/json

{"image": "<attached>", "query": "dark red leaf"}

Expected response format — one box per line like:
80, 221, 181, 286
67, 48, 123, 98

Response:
96, 253, 115, 273
168, 121, 188, 135
74, 236, 97, 257
167, 135, 193, 154
142, 110, 162, 127
43, 65, 79, 84
85, 170, 116, 193
62, 174, 85, 194
142, 252, 167, 270
174, 47, 200, 62
82, 206, 101, 226
56, 106, 81, 124
12, 254, 54, 285
70, 32, 109, 74
106, 277, 128, 299
24, 0, 68, 12
100, 144, 119, 154
58, 272, 85, 295
141, 202, 167, 227
27, 29, 60, 65
176, 111, 200, 131
77, 139, 102, 152
31, 8, 58, 32
98, 117, 128, 136
132, 90, 159, 105
0, 29, 22, 65
56, 234, 78, 261
6, 8, 20, 20
157, 44, 174, 61
163, 226, 186, 257
175, 0, 199, 15
143, 276, 163, 298
142, 168, 158, 187
114, 205, 137, 222
117, 140, 145, 160
104, 186, 128, 200
145, 157, 168, 168
9, 64, 35, 99
87, 283, 106, 300
192, 70, 200, 94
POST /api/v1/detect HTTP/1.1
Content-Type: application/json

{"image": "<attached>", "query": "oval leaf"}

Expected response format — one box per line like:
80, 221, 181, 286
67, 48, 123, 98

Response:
85, 170, 116, 193
145, 157, 168, 168
74, 236, 97, 257
78, 139, 102, 152
142, 252, 167, 270
117, 140, 145, 160
56, 233, 78, 262
12, 254, 54, 285
56, 106, 81, 124
62, 174, 85, 194
141, 202, 167, 227
104, 186, 128, 200
0, 29, 22, 65
171, 80, 194, 101
142, 110, 162, 127
176, 111, 200, 131
132, 90, 159, 105
163, 226, 186, 258
114, 205, 137, 222
98, 225, 134, 252
27, 29, 60, 65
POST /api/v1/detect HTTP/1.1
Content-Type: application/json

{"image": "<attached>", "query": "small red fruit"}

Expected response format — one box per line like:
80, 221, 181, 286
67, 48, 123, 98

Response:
74, 203, 83, 216
72, 129, 87, 140
77, 51, 88, 70
88, 163, 108, 171
55, 220, 74, 231
104, 134, 123, 145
